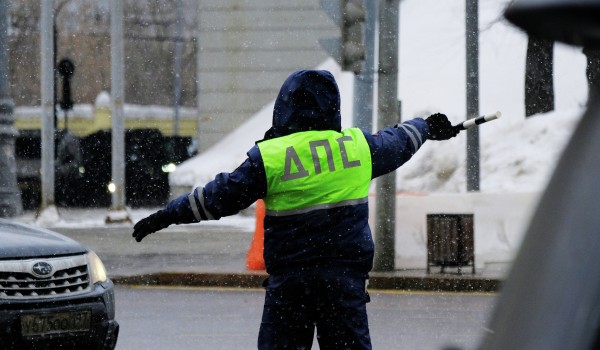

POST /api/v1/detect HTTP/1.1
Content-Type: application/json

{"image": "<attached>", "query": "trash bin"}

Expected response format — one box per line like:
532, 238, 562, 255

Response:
427, 214, 475, 274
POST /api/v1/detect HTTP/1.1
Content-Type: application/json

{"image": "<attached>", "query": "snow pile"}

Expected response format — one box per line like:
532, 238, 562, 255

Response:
395, 107, 583, 193
34, 206, 62, 226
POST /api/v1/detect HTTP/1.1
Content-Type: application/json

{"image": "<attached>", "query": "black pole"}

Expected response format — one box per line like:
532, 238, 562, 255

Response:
53, 17, 58, 129
466, 0, 480, 192
374, 0, 400, 272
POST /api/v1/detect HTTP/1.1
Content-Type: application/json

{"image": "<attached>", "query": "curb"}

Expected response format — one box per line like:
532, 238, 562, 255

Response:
112, 272, 502, 292
368, 273, 501, 292
112, 272, 269, 289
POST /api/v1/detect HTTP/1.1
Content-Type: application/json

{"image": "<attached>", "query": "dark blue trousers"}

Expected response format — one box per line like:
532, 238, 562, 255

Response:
258, 272, 372, 350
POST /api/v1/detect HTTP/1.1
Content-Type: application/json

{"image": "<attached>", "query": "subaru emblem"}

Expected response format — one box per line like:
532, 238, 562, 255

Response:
31, 261, 53, 277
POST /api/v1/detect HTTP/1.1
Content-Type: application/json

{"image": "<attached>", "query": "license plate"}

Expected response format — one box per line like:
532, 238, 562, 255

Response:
21, 310, 91, 336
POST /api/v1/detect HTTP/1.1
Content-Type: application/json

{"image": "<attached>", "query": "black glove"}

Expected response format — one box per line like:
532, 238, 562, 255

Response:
426, 113, 459, 140
132, 210, 171, 242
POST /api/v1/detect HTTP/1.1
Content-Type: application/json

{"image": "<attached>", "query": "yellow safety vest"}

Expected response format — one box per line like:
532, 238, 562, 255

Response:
257, 128, 372, 216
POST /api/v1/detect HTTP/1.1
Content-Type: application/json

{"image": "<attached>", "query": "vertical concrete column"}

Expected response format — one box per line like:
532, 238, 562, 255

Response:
40, 0, 55, 211
374, 0, 400, 271
110, 0, 126, 211
0, 0, 23, 217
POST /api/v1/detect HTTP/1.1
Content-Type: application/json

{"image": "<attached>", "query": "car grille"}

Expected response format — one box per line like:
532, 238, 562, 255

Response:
0, 254, 91, 299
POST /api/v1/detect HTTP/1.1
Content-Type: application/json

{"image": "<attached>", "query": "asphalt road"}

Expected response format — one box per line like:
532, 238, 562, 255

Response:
114, 285, 496, 350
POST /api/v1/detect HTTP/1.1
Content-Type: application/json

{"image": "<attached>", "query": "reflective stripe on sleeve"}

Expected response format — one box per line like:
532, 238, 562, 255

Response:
188, 190, 202, 221
197, 188, 215, 220
187, 187, 215, 221
398, 124, 420, 150
403, 123, 423, 146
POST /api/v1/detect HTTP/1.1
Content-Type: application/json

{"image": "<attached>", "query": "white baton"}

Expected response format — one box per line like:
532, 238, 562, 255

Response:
454, 111, 501, 130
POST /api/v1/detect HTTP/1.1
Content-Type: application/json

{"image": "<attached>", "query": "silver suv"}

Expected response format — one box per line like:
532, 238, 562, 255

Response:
0, 219, 119, 349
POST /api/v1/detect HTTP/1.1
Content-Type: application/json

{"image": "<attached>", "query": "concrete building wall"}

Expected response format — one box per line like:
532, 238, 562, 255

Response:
196, 0, 338, 150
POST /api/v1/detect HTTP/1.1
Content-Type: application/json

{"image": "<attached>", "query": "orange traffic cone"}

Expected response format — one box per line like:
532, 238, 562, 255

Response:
246, 199, 266, 270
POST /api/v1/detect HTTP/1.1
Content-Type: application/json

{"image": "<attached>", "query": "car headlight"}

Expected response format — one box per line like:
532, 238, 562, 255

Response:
87, 251, 108, 284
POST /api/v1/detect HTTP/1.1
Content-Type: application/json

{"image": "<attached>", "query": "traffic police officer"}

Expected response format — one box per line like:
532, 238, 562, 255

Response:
132, 70, 458, 349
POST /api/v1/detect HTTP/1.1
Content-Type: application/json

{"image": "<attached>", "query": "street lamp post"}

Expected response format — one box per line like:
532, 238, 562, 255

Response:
106, 0, 130, 223
374, 0, 400, 272
0, 0, 23, 217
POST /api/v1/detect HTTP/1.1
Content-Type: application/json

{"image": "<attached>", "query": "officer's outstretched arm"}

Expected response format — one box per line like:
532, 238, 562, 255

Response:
132, 150, 265, 242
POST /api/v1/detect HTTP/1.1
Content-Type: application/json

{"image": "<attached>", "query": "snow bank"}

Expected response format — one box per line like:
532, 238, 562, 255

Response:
396, 107, 583, 193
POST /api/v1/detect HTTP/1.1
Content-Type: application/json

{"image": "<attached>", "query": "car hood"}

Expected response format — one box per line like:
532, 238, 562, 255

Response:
0, 219, 87, 259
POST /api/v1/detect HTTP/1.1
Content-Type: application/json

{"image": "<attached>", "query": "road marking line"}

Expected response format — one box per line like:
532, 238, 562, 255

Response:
126, 285, 264, 292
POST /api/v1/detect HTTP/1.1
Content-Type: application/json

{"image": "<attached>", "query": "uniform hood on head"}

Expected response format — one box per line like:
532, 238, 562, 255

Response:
262, 70, 341, 140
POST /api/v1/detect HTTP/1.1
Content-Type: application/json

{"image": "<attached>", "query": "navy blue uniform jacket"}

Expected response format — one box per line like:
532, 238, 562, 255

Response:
163, 70, 431, 277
